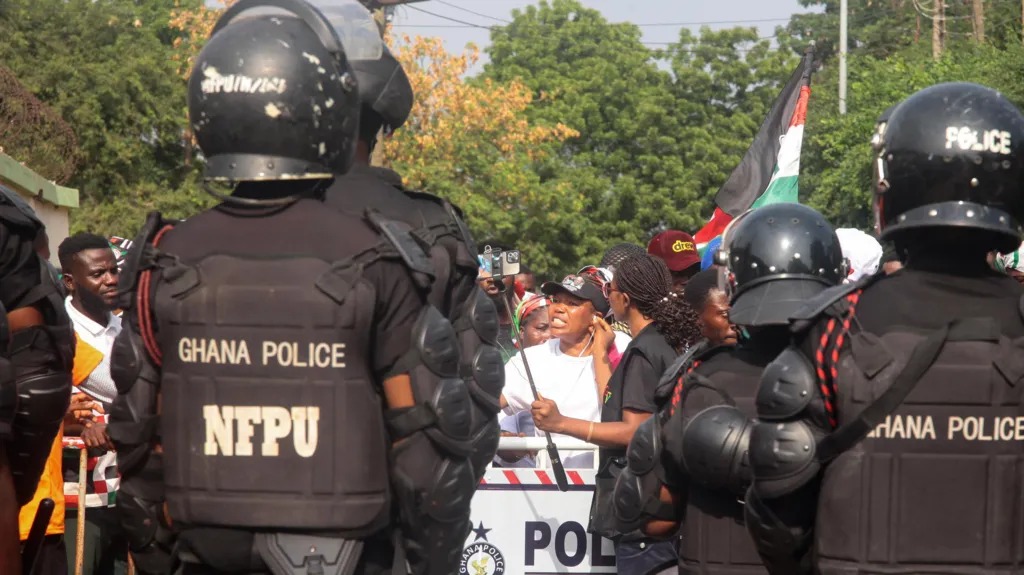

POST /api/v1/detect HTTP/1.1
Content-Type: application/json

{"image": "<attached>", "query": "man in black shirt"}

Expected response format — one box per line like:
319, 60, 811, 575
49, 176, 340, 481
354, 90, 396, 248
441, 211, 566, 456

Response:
746, 82, 1024, 575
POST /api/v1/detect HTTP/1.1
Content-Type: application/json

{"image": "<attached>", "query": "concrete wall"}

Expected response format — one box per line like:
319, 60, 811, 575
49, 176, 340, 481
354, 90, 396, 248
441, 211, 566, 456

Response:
0, 152, 79, 266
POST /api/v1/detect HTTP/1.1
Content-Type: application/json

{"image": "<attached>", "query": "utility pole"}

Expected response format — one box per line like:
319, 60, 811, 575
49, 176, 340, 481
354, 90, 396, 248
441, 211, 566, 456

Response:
932, 0, 944, 60
839, 0, 848, 115
972, 0, 985, 43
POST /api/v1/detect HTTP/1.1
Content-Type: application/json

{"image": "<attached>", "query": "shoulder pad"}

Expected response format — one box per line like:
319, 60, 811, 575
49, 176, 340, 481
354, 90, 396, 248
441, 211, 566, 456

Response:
402, 189, 445, 207
117, 212, 178, 306
366, 166, 406, 189
654, 341, 732, 405
0, 184, 42, 231
444, 201, 476, 254
655, 341, 705, 403
788, 282, 861, 324
755, 346, 817, 421
364, 209, 436, 284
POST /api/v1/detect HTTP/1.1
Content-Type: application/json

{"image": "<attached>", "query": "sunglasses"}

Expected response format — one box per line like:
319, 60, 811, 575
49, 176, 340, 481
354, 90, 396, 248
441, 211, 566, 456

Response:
577, 265, 614, 285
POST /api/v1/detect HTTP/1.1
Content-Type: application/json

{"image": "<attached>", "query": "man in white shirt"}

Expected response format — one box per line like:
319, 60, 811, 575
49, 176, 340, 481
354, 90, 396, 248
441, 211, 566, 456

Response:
501, 273, 630, 468
57, 233, 126, 575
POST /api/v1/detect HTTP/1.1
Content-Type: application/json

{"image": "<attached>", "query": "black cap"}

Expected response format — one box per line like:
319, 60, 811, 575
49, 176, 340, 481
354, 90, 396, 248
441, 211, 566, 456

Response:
541, 274, 610, 315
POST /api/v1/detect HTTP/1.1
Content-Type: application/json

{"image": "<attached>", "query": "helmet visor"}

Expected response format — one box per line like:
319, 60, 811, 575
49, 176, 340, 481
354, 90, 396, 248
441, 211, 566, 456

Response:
221, 0, 383, 61
310, 0, 384, 61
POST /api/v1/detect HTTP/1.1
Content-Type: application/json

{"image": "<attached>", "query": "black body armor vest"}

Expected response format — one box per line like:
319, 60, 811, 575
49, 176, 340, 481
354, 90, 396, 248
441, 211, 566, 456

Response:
816, 312, 1024, 574
155, 199, 392, 535
676, 348, 771, 575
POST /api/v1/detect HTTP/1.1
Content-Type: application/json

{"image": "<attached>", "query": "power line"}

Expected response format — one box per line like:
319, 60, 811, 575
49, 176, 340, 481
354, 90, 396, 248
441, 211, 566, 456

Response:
393, 15, 795, 29
404, 4, 493, 29
433, 0, 511, 24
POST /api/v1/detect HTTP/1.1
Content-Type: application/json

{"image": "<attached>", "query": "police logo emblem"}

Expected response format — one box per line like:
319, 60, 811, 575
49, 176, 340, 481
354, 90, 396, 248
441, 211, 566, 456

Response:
461, 522, 505, 575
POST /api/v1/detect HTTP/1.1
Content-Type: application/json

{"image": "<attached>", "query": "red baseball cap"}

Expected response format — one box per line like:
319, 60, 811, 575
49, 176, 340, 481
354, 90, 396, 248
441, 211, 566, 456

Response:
647, 230, 700, 272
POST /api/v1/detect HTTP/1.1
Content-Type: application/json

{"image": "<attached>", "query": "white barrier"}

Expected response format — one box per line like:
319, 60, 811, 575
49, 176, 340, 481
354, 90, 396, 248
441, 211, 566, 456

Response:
461, 437, 617, 574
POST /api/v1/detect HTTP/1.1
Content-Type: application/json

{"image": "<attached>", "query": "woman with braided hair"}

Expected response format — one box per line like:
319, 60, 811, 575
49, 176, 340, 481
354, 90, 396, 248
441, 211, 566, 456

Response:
531, 253, 694, 575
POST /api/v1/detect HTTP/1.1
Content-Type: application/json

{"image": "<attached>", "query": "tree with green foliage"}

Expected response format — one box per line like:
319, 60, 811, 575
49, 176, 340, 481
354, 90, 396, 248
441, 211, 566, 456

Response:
0, 0, 212, 236
786, 1, 1024, 230
483, 0, 685, 268
483, 0, 805, 272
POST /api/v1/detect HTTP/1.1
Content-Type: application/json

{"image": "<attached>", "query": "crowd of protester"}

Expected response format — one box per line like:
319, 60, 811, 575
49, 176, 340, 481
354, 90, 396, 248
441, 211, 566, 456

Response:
11, 217, 1024, 574
483, 225, 1024, 474
476, 226, 1021, 574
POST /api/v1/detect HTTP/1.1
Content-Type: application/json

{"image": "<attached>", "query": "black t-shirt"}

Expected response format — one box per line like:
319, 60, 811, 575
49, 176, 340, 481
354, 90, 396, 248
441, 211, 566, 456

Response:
599, 323, 678, 464
855, 267, 1024, 337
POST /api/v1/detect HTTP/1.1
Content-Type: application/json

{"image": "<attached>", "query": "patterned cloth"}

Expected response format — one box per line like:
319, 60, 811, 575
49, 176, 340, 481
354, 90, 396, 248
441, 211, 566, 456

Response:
62, 329, 121, 509
996, 242, 1024, 273
62, 426, 119, 509
108, 236, 133, 272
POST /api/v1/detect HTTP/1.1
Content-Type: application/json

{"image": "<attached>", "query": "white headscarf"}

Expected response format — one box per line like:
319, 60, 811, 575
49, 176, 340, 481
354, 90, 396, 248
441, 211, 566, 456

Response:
836, 228, 883, 282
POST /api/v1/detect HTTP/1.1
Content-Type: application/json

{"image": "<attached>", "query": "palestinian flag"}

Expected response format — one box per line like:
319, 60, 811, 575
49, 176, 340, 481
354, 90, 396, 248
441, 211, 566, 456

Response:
695, 48, 816, 255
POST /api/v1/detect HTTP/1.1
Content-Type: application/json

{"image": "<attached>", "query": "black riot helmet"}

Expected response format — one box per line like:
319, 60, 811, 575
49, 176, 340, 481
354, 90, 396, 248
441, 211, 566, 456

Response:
715, 203, 846, 327
874, 82, 1024, 254
187, 0, 360, 183
309, 0, 413, 134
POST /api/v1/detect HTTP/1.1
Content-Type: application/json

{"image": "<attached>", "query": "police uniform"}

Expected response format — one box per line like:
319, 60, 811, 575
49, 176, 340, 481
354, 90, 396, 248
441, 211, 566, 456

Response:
613, 203, 847, 575
0, 187, 74, 505
746, 83, 1024, 575
108, 3, 478, 574
314, 0, 502, 483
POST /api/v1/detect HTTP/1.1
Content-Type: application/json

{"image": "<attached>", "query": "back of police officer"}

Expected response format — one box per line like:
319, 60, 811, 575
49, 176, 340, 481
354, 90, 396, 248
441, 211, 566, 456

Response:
108, 2, 476, 573
312, 0, 502, 484
746, 82, 1024, 575
613, 204, 846, 574
0, 189, 73, 570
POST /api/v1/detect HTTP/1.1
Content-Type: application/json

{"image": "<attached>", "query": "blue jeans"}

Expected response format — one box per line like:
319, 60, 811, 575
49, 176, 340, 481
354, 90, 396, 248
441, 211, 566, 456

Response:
615, 538, 678, 575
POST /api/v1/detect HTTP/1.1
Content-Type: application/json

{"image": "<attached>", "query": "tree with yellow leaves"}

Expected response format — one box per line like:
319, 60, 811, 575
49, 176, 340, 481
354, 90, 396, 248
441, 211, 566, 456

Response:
167, 4, 582, 276
380, 34, 582, 277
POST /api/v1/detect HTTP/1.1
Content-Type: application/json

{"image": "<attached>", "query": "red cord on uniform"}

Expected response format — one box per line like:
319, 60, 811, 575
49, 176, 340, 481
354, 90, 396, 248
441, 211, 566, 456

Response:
669, 360, 701, 417
138, 225, 174, 367
816, 290, 864, 429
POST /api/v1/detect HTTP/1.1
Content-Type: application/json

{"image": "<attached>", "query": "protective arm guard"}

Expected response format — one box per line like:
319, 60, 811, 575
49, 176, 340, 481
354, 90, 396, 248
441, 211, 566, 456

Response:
108, 325, 174, 575
612, 416, 679, 538
387, 306, 476, 575
107, 214, 176, 575
746, 346, 828, 574
453, 287, 502, 482
677, 405, 753, 496
7, 302, 74, 504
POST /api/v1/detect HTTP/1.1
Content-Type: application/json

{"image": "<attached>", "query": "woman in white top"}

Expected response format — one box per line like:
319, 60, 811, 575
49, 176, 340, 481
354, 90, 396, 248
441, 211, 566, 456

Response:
499, 273, 630, 469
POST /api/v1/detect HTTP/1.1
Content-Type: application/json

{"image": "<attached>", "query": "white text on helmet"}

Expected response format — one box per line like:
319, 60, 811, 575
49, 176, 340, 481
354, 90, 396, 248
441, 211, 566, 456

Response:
944, 126, 1012, 155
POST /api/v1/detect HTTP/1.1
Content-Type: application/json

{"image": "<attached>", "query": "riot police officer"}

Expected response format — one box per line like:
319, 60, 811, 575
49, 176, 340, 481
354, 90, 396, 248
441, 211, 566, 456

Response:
612, 203, 846, 574
0, 189, 73, 571
312, 0, 502, 484
745, 82, 1024, 574
108, 1, 478, 573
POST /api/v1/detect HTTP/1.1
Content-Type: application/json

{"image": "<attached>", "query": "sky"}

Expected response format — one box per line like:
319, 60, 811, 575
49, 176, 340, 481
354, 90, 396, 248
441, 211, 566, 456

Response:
387, 0, 816, 71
